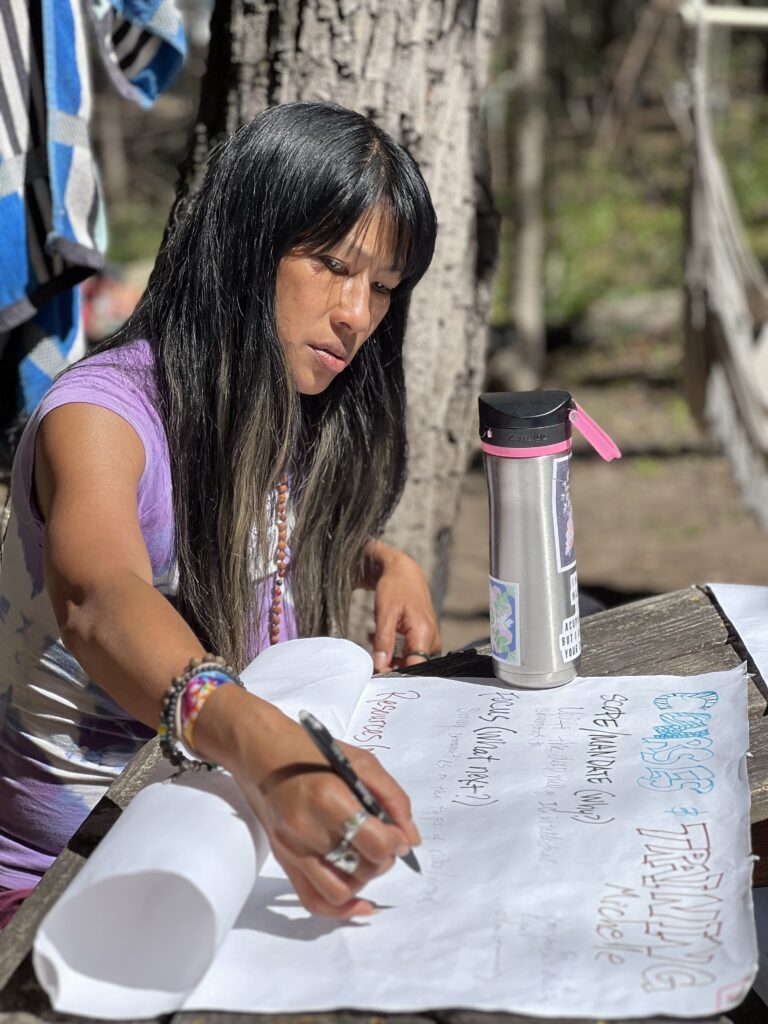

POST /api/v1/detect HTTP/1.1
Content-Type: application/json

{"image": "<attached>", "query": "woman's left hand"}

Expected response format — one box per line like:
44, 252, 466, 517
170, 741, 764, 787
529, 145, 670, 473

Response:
362, 541, 441, 673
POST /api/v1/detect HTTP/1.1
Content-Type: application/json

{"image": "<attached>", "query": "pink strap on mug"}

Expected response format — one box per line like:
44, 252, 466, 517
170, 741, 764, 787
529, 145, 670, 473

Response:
569, 403, 622, 462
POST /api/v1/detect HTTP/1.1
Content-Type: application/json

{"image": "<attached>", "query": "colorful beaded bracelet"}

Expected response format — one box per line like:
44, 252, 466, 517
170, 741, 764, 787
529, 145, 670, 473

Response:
158, 654, 244, 772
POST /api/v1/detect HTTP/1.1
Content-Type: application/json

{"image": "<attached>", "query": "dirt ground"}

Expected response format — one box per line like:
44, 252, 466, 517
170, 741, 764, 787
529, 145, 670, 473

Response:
441, 332, 768, 653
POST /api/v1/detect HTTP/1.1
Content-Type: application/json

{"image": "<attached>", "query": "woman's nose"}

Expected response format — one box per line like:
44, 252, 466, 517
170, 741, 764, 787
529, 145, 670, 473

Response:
332, 275, 372, 336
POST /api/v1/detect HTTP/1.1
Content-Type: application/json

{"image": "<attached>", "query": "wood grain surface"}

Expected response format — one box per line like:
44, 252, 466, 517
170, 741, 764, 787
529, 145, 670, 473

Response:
0, 587, 764, 1024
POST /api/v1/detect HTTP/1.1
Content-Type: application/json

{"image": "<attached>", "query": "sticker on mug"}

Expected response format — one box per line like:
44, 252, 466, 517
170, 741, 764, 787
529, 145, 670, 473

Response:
552, 455, 576, 573
559, 612, 581, 663
569, 570, 578, 608
489, 576, 520, 665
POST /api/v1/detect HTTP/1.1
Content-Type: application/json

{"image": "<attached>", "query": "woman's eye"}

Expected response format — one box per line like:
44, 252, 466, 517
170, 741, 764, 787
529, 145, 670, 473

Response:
372, 281, 392, 296
321, 256, 347, 275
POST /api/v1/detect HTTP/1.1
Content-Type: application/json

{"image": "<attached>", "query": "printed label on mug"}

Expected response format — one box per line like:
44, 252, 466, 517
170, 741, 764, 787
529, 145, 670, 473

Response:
489, 576, 520, 665
552, 455, 576, 573
559, 612, 581, 663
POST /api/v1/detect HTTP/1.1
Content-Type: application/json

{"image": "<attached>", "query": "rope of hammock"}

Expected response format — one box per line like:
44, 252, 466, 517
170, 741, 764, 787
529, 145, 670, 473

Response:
684, 0, 768, 526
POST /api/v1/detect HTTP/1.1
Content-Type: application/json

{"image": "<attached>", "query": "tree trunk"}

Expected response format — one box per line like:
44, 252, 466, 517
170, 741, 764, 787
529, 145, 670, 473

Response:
510, 0, 546, 380
175, 0, 500, 637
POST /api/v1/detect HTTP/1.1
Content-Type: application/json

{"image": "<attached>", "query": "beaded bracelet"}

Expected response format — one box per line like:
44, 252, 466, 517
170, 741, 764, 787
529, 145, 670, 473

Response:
158, 654, 244, 772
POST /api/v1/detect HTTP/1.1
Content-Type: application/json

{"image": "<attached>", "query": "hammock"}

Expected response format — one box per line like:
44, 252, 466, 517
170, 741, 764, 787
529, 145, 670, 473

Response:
684, 3, 768, 527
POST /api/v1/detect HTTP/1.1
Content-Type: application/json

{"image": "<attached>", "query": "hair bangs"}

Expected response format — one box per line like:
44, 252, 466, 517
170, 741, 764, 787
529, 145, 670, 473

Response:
288, 119, 436, 296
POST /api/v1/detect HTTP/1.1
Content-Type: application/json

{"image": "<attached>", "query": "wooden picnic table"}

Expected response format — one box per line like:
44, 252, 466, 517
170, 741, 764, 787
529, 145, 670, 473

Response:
0, 585, 766, 1024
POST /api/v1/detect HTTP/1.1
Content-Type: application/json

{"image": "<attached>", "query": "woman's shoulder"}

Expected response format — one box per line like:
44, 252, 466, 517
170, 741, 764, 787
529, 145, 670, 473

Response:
11, 340, 168, 522
36, 339, 160, 429
56, 338, 156, 394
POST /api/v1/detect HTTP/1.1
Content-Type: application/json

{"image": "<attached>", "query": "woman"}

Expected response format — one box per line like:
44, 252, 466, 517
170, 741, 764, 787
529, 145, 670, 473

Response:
0, 102, 441, 924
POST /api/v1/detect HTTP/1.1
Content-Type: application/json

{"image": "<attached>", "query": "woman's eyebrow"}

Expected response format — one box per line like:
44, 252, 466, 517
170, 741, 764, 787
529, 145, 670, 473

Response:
338, 241, 404, 274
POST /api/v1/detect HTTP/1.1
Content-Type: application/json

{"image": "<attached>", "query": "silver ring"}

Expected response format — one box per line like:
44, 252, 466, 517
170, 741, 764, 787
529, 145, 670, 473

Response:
409, 650, 433, 661
324, 840, 360, 875
342, 809, 368, 844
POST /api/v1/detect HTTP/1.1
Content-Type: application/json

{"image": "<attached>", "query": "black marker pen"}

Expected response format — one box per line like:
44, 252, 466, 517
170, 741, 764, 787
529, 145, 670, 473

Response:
299, 708, 421, 874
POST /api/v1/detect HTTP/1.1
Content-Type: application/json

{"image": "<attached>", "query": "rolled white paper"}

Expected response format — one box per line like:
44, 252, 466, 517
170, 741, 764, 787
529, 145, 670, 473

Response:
240, 636, 374, 733
32, 637, 375, 1019
34, 771, 269, 1019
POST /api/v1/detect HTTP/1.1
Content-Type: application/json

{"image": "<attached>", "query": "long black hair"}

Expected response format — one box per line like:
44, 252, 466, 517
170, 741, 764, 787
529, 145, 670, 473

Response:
95, 102, 437, 668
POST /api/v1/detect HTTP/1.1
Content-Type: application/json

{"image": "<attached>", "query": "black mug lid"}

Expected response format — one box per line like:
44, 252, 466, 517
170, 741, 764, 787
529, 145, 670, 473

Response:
478, 390, 574, 449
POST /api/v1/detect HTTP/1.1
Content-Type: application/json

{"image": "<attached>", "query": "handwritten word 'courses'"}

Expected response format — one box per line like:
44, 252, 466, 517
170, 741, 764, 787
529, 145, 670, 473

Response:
452, 692, 519, 807
594, 822, 723, 992
638, 691, 719, 795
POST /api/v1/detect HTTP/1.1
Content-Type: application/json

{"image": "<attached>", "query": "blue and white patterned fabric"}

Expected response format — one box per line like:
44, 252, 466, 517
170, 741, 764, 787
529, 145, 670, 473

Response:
0, 0, 185, 417
85, 0, 188, 109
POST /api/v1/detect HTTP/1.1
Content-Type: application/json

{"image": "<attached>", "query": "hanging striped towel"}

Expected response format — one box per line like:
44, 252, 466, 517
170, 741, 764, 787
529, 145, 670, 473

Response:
0, 0, 185, 416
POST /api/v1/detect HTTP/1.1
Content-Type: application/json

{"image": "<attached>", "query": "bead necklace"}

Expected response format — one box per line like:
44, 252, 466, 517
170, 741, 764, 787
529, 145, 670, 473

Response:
269, 473, 289, 645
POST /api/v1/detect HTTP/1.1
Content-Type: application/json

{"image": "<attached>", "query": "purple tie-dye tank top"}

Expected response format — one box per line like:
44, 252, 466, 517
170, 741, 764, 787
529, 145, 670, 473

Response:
0, 339, 295, 891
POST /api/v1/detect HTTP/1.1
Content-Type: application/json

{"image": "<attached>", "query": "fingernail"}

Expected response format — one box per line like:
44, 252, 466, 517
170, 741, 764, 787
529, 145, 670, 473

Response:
362, 902, 387, 915
373, 651, 388, 671
396, 843, 412, 858
353, 902, 382, 917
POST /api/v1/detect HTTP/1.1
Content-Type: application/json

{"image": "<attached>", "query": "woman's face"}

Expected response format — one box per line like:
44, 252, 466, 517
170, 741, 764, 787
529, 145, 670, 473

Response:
275, 207, 404, 395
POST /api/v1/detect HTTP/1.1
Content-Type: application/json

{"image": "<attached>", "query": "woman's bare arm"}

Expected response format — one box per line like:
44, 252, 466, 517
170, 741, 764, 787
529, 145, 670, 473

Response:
34, 403, 419, 917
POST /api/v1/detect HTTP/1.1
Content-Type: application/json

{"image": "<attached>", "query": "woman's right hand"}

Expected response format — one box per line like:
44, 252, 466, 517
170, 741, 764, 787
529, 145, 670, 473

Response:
194, 685, 421, 918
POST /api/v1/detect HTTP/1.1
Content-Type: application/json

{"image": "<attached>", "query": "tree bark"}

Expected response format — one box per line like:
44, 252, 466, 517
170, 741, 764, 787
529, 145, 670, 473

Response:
510, 0, 546, 380
175, 0, 500, 635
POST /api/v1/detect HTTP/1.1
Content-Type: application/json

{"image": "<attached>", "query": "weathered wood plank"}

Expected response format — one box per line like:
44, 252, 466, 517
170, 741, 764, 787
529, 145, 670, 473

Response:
169, 1013, 732, 1024
404, 587, 743, 681
579, 587, 741, 678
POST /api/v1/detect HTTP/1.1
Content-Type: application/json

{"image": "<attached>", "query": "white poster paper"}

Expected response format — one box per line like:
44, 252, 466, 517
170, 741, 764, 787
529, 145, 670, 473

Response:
708, 582, 768, 683
35, 639, 757, 1020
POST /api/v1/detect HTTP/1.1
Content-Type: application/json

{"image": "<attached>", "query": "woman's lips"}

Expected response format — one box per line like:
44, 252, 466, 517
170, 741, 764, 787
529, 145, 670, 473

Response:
309, 344, 347, 374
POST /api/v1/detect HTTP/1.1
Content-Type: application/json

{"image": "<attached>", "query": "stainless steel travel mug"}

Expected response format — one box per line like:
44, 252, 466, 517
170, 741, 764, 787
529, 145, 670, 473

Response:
479, 390, 620, 689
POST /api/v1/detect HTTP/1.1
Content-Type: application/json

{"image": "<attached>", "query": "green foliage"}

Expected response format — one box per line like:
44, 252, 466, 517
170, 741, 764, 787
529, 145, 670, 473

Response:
634, 456, 661, 480
493, 100, 768, 330
545, 153, 683, 324
491, 4, 768, 333
491, 152, 685, 328
105, 201, 166, 266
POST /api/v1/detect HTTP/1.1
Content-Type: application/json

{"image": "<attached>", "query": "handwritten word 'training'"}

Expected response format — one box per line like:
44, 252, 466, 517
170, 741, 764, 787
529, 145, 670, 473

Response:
594, 822, 722, 992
